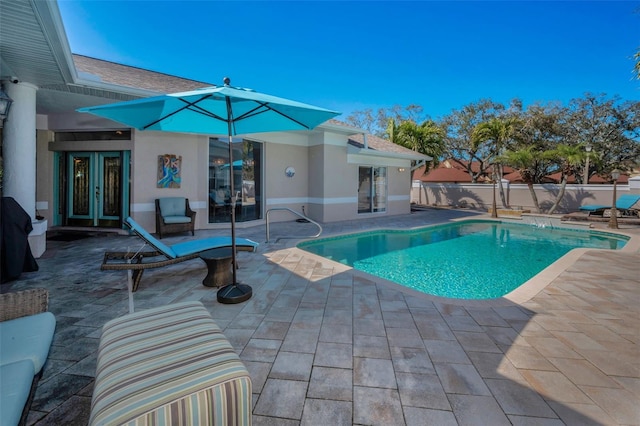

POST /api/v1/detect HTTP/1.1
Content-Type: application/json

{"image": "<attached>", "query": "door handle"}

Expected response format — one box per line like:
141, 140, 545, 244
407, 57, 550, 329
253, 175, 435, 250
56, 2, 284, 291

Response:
95, 186, 100, 200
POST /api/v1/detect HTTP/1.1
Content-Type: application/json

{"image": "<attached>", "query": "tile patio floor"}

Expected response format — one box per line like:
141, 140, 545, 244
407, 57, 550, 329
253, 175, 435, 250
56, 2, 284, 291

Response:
5, 208, 640, 425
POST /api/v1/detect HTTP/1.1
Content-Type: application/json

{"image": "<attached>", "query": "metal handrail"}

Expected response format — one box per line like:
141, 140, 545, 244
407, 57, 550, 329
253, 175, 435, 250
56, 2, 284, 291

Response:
266, 208, 323, 243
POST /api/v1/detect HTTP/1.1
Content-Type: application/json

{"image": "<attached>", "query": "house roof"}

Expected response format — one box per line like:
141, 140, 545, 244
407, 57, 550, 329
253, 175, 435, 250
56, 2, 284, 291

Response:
73, 55, 212, 94
546, 172, 628, 184
414, 162, 631, 184
413, 165, 473, 183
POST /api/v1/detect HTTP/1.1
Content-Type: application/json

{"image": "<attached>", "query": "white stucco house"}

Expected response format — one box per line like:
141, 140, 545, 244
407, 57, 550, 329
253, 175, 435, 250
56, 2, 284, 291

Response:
0, 0, 428, 256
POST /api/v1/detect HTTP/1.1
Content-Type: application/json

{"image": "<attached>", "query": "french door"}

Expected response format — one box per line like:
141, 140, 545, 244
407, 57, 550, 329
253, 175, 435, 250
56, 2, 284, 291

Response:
66, 152, 124, 227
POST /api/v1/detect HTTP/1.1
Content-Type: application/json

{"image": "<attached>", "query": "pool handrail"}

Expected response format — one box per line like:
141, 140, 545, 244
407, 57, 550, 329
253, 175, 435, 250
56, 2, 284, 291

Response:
266, 208, 322, 243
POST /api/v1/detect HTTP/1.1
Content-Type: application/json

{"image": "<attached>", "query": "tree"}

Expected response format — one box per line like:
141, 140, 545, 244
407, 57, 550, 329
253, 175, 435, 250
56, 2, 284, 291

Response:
472, 117, 519, 208
546, 144, 586, 214
344, 108, 378, 134
346, 104, 428, 137
390, 119, 445, 170
500, 147, 551, 213
513, 102, 565, 182
562, 94, 640, 178
440, 99, 507, 183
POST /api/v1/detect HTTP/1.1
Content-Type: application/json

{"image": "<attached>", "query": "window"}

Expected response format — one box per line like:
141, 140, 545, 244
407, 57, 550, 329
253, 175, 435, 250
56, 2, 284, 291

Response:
208, 138, 262, 223
358, 166, 386, 213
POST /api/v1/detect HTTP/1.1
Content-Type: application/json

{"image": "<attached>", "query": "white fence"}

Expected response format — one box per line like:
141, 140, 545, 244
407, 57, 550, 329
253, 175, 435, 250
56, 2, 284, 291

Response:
411, 177, 640, 214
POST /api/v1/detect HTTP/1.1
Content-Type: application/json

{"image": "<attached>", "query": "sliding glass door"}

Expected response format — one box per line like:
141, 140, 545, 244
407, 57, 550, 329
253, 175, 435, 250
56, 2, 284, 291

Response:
358, 166, 387, 213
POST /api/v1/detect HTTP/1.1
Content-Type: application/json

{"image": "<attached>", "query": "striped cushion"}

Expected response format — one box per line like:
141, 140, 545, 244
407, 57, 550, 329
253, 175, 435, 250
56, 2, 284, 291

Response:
89, 302, 252, 426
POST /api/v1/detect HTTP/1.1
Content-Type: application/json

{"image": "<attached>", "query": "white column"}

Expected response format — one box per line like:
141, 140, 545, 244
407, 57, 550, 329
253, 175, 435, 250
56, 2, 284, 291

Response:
3, 81, 38, 220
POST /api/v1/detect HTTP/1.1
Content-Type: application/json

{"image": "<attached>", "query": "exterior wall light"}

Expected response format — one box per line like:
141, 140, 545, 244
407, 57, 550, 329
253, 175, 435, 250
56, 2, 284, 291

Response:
398, 168, 406, 172
285, 166, 295, 178
0, 87, 14, 125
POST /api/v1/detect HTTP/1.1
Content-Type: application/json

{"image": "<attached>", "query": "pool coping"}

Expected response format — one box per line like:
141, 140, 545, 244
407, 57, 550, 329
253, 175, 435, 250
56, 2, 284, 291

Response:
286, 218, 640, 308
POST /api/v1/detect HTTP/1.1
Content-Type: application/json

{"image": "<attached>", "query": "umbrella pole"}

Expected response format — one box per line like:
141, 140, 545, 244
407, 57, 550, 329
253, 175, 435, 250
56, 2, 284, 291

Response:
217, 95, 252, 304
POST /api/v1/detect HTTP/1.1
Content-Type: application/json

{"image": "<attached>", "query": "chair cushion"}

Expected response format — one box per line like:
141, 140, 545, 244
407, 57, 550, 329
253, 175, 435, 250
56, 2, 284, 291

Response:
0, 360, 34, 426
127, 217, 178, 259
89, 302, 252, 426
171, 237, 258, 257
0, 311, 56, 374
579, 204, 608, 212
163, 215, 192, 224
159, 197, 186, 217
616, 194, 640, 209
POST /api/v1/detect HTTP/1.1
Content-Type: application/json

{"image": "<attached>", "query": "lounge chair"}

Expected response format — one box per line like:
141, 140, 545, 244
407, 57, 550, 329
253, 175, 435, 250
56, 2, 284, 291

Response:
579, 194, 640, 217
101, 217, 258, 293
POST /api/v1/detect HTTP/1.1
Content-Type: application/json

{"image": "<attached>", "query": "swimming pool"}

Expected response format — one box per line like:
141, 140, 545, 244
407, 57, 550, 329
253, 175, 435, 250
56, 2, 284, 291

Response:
297, 220, 628, 299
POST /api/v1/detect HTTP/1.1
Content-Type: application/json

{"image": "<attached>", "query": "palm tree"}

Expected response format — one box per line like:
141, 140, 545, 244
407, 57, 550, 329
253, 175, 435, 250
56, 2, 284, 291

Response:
472, 117, 519, 208
389, 119, 445, 170
546, 144, 585, 214
500, 147, 550, 213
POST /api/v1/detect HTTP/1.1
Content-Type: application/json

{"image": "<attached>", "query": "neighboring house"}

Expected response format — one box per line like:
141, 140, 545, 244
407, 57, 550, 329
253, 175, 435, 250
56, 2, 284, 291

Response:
412, 160, 515, 184
544, 172, 629, 185
0, 0, 427, 255
413, 160, 628, 185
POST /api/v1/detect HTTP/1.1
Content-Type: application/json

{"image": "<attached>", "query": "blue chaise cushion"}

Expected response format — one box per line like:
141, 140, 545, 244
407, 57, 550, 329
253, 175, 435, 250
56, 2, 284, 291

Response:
126, 217, 178, 258
0, 311, 56, 374
126, 217, 258, 259
580, 194, 640, 212
171, 237, 258, 257
0, 360, 34, 426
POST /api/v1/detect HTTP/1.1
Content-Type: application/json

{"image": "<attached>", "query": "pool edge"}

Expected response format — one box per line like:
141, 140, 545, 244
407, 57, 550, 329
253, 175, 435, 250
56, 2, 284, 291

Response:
288, 219, 640, 307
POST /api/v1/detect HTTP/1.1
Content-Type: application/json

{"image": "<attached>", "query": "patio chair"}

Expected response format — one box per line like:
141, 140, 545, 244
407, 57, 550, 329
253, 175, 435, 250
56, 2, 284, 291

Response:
209, 189, 230, 217
578, 194, 640, 217
101, 217, 258, 293
155, 197, 196, 238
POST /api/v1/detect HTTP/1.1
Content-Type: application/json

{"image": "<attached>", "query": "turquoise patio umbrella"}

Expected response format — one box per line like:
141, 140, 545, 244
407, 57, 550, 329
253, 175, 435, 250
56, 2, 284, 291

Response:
79, 78, 340, 303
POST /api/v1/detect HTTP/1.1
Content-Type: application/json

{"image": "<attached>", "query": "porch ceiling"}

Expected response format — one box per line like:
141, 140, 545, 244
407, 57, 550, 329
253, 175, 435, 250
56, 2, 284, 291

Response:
0, 0, 74, 88
0, 0, 147, 115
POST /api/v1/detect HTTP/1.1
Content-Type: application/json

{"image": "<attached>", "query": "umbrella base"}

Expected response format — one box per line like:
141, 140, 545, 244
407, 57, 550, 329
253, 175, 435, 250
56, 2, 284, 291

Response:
217, 283, 252, 304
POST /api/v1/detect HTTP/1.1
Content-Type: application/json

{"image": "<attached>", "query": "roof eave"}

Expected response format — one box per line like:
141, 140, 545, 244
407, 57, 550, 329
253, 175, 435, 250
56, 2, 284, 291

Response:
71, 77, 164, 98
317, 121, 365, 135
353, 147, 431, 161
33, 0, 77, 84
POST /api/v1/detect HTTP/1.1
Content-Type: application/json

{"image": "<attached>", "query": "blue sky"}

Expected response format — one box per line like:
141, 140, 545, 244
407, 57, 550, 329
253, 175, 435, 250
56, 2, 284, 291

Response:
58, 1, 639, 120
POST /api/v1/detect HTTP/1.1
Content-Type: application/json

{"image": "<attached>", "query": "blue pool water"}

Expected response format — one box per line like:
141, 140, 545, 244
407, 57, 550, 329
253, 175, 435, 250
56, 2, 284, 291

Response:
297, 220, 628, 299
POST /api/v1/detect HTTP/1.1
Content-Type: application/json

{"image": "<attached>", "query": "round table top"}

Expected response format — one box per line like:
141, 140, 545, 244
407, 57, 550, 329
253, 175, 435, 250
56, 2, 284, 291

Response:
199, 247, 233, 260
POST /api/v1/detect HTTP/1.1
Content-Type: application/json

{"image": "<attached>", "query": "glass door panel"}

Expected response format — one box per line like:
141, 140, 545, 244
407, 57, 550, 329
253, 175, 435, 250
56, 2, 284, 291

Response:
358, 166, 387, 213
99, 154, 121, 219
68, 153, 93, 219
373, 167, 387, 212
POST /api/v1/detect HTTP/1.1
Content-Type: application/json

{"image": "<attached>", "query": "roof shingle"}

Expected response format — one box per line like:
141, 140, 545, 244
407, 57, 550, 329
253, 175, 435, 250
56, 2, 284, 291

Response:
73, 54, 212, 94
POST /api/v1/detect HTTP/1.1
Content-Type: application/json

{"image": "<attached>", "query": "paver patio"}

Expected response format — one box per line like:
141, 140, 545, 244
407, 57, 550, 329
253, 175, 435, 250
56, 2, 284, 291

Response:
4, 208, 639, 425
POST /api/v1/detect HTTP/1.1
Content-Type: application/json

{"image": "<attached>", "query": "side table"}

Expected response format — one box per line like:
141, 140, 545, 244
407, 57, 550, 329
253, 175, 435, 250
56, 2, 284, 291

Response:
199, 248, 233, 287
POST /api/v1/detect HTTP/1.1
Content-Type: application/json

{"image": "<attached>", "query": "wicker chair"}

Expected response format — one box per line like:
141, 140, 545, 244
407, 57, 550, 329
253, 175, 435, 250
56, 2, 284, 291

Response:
0, 288, 49, 322
155, 197, 196, 238
0, 288, 55, 426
